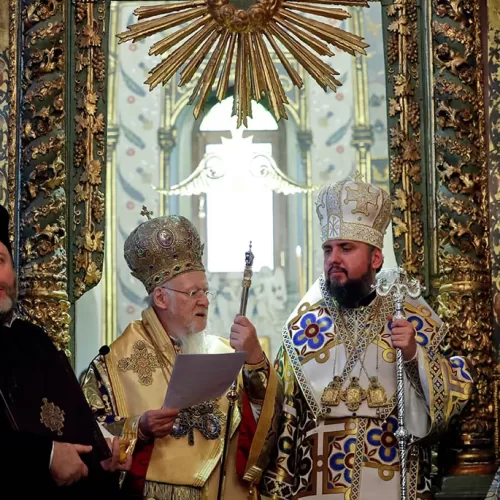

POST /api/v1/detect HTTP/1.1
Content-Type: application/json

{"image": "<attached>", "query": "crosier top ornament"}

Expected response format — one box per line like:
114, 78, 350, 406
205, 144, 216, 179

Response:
374, 267, 422, 319
117, 0, 369, 126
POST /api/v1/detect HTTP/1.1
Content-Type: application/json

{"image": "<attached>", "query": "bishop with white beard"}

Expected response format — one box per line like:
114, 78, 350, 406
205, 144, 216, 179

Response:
82, 211, 282, 500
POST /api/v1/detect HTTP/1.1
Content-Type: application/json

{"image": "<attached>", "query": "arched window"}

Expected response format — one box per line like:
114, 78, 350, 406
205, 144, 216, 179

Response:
193, 97, 287, 274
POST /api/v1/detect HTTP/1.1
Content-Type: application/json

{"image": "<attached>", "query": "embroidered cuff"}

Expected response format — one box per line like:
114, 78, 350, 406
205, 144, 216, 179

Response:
244, 355, 268, 371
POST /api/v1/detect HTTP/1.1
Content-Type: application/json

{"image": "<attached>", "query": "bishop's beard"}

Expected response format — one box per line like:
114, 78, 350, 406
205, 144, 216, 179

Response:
176, 329, 208, 354
0, 278, 17, 325
326, 268, 374, 309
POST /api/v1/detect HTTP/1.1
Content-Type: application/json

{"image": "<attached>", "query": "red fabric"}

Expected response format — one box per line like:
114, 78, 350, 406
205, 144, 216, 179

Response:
236, 389, 258, 477
125, 440, 154, 498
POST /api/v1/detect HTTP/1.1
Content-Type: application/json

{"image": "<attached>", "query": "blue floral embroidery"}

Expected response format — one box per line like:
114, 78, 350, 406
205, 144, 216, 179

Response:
330, 437, 356, 484
366, 416, 398, 463
407, 315, 429, 346
292, 313, 332, 349
450, 356, 473, 382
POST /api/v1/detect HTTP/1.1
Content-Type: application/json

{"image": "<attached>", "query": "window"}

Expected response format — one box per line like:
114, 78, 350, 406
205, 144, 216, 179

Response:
198, 97, 281, 273
205, 141, 274, 273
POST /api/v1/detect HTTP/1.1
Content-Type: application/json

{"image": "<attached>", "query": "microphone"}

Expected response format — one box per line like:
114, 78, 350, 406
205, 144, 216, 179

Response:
99, 345, 110, 356
78, 345, 110, 387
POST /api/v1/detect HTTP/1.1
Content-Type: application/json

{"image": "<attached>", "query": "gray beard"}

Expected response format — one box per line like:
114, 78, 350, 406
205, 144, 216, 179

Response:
0, 295, 15, 324
177, 330, 208, 354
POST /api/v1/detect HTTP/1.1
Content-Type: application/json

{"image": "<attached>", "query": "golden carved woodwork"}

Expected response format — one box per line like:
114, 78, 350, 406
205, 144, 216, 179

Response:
72, 1, 107, 299
0, 9, 8, 208
382, 0, 424, 279
8, 0, 19, 240
16, 0, 71, 354
116, 0, 369, 126
488, 0, 500, 465
433, 0, 495, 473
5, 0, 108, 356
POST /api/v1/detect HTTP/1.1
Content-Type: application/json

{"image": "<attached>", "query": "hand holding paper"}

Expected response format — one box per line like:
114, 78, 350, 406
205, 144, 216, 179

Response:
163, 351, 247, 409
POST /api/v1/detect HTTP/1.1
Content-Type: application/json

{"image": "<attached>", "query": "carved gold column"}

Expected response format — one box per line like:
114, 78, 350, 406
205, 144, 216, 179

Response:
432, 0, 495, 477
71, 1, 108, 302
381, 0, 427, 285
17, 0, 72, 354
10, 0, 109, 361
7, 0, 20, 253
0, 5, 9, 207
487, 0, 500, 465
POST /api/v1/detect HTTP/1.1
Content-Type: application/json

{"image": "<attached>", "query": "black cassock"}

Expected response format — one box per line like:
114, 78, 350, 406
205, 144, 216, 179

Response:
0, 318, 120, 499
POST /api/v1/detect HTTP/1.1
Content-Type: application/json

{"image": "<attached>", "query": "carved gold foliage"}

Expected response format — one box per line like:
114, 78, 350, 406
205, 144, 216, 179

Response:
488, 7, 500, 463
72, 1, 107, 299
18, 0, 70, 353
25, 21, 64, 48
0, 47, 8, 207
384, 0, 424, 279
8, 0, 19, 228
490, 21, 500, 297
433, 0, 494, 471
25, 1, 61, 25
437, 256, 493, 438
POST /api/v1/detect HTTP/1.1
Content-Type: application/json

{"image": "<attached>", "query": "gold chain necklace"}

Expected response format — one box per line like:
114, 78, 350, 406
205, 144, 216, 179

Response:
321, 297, 388, 414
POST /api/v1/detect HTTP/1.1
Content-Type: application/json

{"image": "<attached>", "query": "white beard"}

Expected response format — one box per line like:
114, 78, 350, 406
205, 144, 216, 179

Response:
0, 295, 13, 314
177, 330, 208, 355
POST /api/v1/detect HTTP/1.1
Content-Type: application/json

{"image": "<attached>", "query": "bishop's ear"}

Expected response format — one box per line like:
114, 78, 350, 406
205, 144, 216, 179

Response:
153, 286, 169, 310
370, 247, 384, 273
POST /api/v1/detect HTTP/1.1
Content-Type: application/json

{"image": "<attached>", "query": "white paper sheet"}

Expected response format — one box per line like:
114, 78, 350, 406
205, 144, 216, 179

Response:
163, 351, 247, 409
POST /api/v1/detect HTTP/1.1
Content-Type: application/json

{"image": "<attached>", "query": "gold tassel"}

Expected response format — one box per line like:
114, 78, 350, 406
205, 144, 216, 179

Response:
143, 481, 202, 500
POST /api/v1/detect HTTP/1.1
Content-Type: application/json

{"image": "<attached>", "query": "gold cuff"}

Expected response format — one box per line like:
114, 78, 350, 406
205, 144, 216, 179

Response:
244, 355, 268, 371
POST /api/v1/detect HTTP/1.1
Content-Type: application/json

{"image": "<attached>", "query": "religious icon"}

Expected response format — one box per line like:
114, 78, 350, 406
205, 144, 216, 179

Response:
341, 377, 367, 412
321, 376, 342, 407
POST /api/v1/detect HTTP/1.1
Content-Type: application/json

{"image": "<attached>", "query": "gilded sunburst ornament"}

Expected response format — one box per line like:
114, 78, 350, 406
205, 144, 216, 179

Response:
118, 0, 369, 126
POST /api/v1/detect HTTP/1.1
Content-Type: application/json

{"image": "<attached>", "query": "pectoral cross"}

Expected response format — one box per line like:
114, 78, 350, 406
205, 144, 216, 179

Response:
141, 206, 153, 220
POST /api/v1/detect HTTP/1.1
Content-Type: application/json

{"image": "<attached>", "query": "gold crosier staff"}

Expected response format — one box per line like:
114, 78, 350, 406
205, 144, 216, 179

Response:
217, 242, 254, 500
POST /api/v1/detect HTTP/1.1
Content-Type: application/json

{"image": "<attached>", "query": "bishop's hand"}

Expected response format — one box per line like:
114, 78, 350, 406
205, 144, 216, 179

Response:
388, 314, 417, 361
139, 408, 179, 440
230, 314, 264, 365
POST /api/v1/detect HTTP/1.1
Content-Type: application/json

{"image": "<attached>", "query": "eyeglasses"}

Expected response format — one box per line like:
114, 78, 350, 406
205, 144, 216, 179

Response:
163, 287, 215, 300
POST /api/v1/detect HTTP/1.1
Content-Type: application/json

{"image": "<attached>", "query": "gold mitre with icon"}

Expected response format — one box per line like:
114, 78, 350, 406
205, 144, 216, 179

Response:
124, 206, 205, 294
315, 174, 393, 249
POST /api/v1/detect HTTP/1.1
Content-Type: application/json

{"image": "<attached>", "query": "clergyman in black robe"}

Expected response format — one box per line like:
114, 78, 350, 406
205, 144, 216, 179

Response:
0, 204, 131, 498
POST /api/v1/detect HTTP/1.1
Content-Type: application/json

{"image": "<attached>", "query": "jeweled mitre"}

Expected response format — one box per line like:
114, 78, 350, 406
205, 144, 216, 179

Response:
315, 177, 392, 249
124, 215, 205, 294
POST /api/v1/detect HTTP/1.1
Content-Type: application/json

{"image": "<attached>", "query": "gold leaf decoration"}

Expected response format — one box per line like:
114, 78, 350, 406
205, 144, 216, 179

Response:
117, 0, 369, 126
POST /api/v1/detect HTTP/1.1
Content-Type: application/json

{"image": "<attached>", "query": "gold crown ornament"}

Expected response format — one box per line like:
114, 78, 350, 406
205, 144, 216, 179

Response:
124, 206, 205, 294
315, 174, 392, 249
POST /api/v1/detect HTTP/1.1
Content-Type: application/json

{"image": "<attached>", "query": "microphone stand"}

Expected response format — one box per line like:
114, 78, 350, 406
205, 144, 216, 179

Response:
216, 242, 254, 500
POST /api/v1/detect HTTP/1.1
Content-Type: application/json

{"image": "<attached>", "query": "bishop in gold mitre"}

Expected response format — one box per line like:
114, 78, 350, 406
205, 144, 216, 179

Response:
82, 210, 282, 499
252, 175, 473, 500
